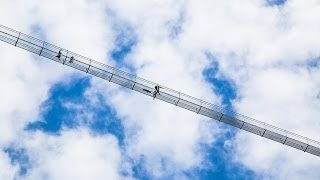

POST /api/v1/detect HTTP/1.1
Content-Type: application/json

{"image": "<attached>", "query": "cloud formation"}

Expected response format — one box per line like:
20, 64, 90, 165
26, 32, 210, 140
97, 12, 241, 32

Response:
22, 129, 123, 180
1, 0, 320, 179
174, 0, 320, 179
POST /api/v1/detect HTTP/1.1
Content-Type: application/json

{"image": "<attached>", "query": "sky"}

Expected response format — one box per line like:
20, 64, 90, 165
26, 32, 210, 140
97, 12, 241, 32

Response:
0, 0, 320, 179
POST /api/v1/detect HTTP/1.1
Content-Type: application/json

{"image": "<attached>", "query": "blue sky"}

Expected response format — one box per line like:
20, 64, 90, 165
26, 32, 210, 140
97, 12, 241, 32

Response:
1, 0, 320, 179
266, 0, 286, 6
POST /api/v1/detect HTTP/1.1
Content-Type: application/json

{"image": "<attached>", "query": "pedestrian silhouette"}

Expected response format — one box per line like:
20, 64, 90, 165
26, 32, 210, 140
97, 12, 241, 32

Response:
153, 85, 161, 99
56, 50, 62, 60
69, 56, 74, 63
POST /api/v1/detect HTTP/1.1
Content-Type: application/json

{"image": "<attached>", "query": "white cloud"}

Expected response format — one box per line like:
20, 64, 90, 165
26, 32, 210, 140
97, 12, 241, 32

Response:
21, 129, 124, 180
86, 0, 224, 177
174, 0, 320, 179
0, 0, 113, 145
0, 41, 64, 146
232, 67, 320, 179
0, 0, 120, 179
88, 41, 222, 177
29, 0, 114, 62
0, 151, 17, 180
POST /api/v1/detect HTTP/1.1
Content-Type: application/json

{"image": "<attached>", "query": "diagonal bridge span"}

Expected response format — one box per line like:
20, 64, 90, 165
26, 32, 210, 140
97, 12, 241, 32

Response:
0, 24, 319, 157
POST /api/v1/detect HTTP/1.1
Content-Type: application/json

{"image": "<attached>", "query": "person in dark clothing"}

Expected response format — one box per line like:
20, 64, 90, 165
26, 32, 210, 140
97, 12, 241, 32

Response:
56, 50, 62, 60
155, 85, 160, 95
69, 56, 74, 63
153, 85, 161, 99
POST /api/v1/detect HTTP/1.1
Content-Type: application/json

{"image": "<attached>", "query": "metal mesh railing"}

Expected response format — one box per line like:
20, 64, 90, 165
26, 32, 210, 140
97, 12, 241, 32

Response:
1, 24, 319, 157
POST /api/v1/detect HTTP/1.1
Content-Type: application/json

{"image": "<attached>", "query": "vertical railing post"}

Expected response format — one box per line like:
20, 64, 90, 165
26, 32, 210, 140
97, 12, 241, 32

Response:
197, 100, 202, 114
240, 122, 245, 129
132, 76, 136, 90
283, 131, 288, 144
304, 139, 309, 152
175, 92, 181, 106
39, 42, 44, 56
261, 129, 267, 137
219, 114, 224, 121
86, 59, 91, 73
109, 67, 114, 82
15, 32, 21, 46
